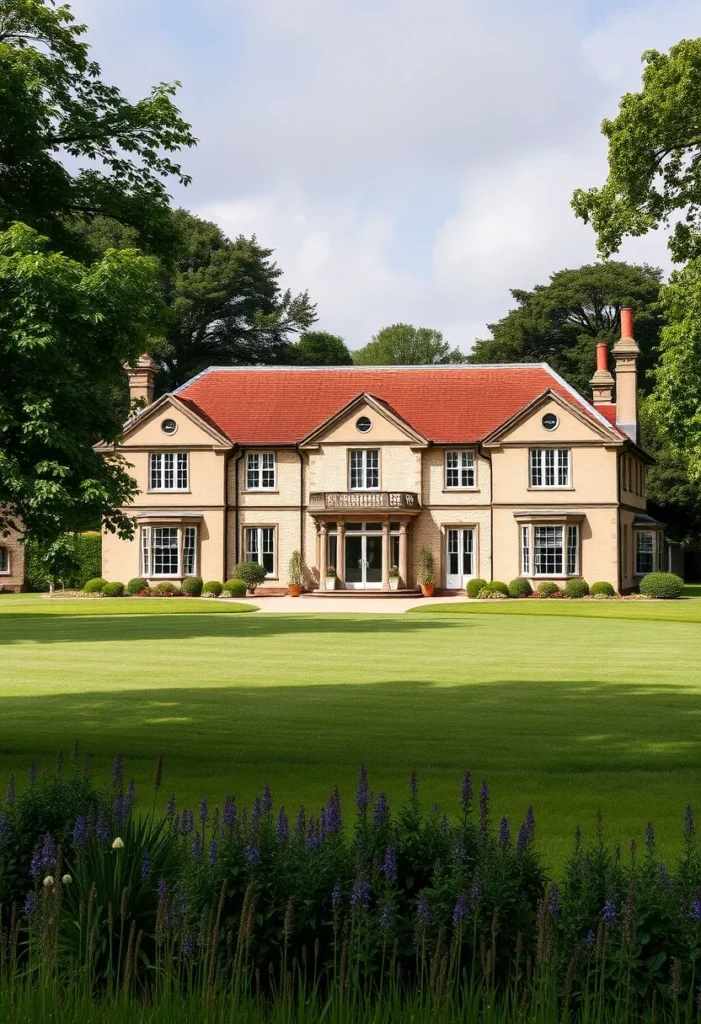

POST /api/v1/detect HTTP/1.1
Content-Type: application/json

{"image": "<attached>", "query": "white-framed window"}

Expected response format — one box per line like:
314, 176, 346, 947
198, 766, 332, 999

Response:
529, 448, 570, 488
445, 450, 476, 489
520, 524, 580, 577
140, 525, 198, 577
149, 452, 188, 491
0, 547, 9, 574
245, 526, 275, 576
246, 452, 276, 490
349, 449, 379, 490
635, 531, 655, 576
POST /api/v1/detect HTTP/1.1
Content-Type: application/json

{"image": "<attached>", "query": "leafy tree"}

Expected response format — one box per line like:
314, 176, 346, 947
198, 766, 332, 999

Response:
288, 331, 352, 365
353, 323, 466, 365
0, 0, 195, 258
640, 398, 701, 547
146, 210, 316, 392
0, 223, 160, 544
468, 262, 663, 394
572, 39, 701, 262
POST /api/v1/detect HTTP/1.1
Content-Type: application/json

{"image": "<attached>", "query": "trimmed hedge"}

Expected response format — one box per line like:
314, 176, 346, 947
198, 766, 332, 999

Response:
182, 576, 203, 597
83, 577, 107, 593
508, 577, 532, 597
564, 578, 590, 598
486, 580, 509, 596
26, 532, 102, 591
537, 581, 560, 597
478, 588, 509, 600
223, 579, 247, 597
202, 580, 224, 597
102, 581, 125, 597
591, 581, 615, 596
466, 578, 487, 598
639, 571, 684, 599
127, 577, 149, 595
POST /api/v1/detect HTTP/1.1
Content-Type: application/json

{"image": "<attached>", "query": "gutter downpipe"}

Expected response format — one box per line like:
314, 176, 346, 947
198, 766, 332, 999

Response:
295, 444, 305, 565
477, 441, 494, 582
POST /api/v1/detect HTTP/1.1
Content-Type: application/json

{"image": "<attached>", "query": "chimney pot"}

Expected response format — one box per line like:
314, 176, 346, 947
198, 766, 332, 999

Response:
612, 308, 641, 442
125, 354, 159, 410
620, 307, 634, 339
596, 342, 609, 373
590, 341, 614, 406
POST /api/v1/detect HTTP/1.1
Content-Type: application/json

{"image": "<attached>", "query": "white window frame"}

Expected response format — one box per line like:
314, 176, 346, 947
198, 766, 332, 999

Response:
445, 450, 476, 490
529, 448, 571, 489
635, 531, 656, 577
520, 523, 580, 577
246, 452, 276, 491
149, 452, 189, 491
349, 449, 380, 491
244, 526, 276, 577
140, 524, 198, 578
0, 547, 9, 575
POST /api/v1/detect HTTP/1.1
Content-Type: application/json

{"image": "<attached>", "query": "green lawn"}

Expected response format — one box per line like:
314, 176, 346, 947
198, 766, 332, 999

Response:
1, 592, 700, 868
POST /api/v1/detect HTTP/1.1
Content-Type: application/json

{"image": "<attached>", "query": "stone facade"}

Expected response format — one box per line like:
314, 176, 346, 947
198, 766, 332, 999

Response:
0, 526, 26, 592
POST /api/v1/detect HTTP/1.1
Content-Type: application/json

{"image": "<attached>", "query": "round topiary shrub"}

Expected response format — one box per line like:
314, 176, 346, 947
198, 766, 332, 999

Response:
591, 581, 615, 596
508, 577, 533, 598
639, 571, 684, 599
182, 576, 203, 597
537, 581, 561, 597
83, 577, 107, 593
102, 581, 125, 597
127, 577, 149, 596
487, 580, 509, 596
223, 579, 247, 597
466, 578, 487, 599
155, 581, 180, 595
202, 580, 224, 597
233, 561, 268, 592
564, 578, 590, 598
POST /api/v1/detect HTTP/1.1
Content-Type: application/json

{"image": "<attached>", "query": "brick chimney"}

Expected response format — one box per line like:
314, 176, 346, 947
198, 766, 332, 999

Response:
590, 341, 614, 405
125, 353, 159, 409
612, 307, 641, 443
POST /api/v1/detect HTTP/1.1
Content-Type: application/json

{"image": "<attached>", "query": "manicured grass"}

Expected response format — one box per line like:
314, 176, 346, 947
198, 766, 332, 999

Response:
1, 592, 700, 867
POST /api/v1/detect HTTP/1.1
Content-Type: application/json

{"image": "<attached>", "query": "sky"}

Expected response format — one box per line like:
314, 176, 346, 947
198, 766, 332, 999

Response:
71, 0, 701, 353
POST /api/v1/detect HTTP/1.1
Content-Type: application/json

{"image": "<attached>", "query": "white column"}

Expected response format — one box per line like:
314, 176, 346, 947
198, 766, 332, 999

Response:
336, 522, 345, 586
382, 521, 390, 590
399, 523, 408, 589
319, 522, 328, 590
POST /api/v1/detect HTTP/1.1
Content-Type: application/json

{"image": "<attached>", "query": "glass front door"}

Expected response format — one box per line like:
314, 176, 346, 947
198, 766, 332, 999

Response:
344, 532, 384, 589
446, 528, 474, 590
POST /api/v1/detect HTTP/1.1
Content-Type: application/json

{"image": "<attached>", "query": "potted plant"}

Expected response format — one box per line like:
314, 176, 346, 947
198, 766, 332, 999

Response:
288, 550, 303, 597
326, 566, 337, 591
418, 547, 435, 597
233, 560, 268, 595
389, 565, 399, 591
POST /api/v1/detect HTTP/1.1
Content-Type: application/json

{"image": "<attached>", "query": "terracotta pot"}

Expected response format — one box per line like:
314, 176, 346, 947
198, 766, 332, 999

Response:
420, 583, 435, 597
288, 584, 303, 597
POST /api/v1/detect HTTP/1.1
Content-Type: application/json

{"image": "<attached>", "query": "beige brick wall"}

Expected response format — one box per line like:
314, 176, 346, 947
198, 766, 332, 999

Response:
0, 527, 26, 591
307, 443, 421, 496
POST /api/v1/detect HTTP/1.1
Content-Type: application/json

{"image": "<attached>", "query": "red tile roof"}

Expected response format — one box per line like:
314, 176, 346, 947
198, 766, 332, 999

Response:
175, 365, 618, 445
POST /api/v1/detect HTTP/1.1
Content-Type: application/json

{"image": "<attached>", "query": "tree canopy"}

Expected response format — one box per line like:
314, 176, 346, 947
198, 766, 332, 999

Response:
0, 223, 161, 544
287, 331, 352, 365
0, 0, 195, 258
143, 210, 317, 392
468, 262, 663, 395
572, 39, 701, 262
353, 324, 466, 365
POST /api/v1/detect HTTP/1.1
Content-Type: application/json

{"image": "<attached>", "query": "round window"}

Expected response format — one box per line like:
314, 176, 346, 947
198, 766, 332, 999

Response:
162, 418, 178, 435
542, 413, 558, 431
356, 416, 372, 433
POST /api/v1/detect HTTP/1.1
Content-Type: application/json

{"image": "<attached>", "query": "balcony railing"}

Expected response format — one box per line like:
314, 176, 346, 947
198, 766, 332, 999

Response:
309, 491, 421, 512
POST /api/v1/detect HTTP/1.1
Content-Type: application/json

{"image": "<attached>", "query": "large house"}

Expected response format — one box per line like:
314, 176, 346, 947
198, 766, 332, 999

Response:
98, 309, 666, 594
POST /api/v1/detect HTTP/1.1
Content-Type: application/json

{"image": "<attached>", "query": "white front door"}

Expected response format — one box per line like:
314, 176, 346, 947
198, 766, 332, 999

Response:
446, 529, 475, 590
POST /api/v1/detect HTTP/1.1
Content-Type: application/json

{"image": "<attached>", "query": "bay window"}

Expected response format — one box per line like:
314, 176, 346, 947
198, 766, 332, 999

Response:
245, 526, 275, 576
149, 452, 189, 490
520, 523, 579, 577
635, 531, 655, 576
529, 448, 570, 488
349, 450, 379, 490
445, 450, 476, 489
140, 525, 198, 577
247, 452, 276, 490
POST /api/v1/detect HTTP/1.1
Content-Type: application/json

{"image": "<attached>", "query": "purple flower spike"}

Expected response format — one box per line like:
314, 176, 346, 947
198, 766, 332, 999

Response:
111, 754, 124, 790
325, 786, 342, 833
525, 806, 535, 839
183, 935, 196, 958
380, 902, 392, 933
0, 813, 7, 844
585, 930, 595, 949
461, 771, 473, 807
276, 807, 289, 843
126, 779, 136, 809
191, 834, 203, 860
157, 878, 168, 901
470, 872, 483, 905
373, 792, 389, 827
141, 850, 151, 879
498, 817, 511, 848
691, 899, 701, 922
356, 764, 369, 811
95, 810, 109, 843
332, 882, 342, 910
41, 833, 56, 869
295, 806, 306, 838
658, 863, 672, 892
208, 840, 218, 866
251, 796, 262, 825
263, 783, 273, 817
223, 796, 237, 829
453, 891, 468, 925
409, 771, 418, 798
603, 894, 617, 926
684, 804, 695, 840
245, 842, 260, 866
305, 818, 320, 853
417, 891, 432, 926
72, 815, 88, 853
547, 883, 560, 919
113, 794, 126, 828
351, 878, 371, 910
30, 847, 42, 878
645, 822, 655, 852
516, 822, 529, 853
453, 836, 466, 864
24, 892, 36, 915
28, 762, 37, 783
199, 798, 209, 825
382, 844, 398, 884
